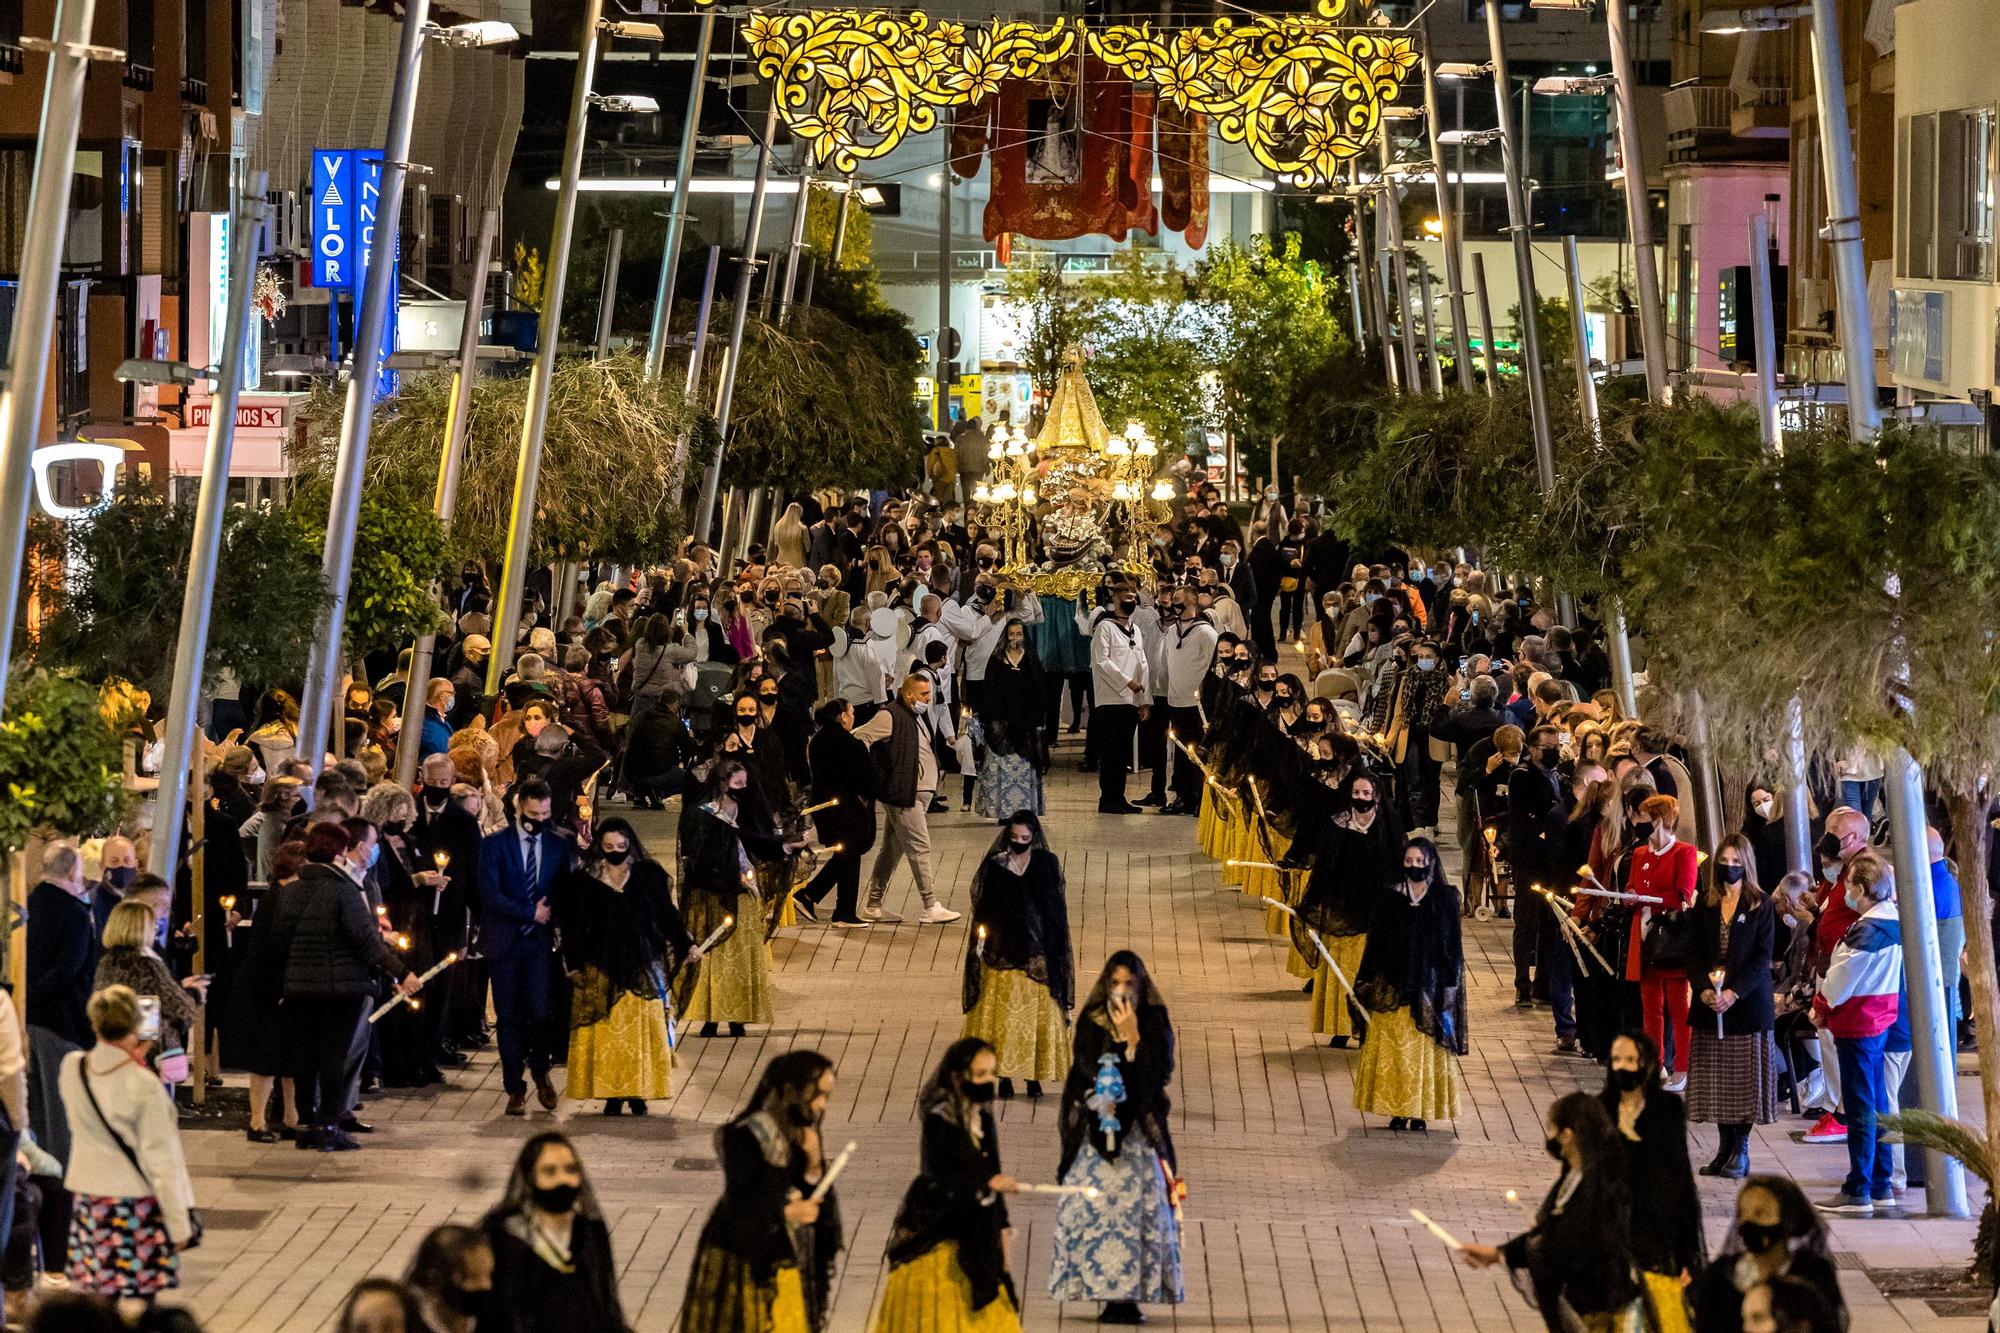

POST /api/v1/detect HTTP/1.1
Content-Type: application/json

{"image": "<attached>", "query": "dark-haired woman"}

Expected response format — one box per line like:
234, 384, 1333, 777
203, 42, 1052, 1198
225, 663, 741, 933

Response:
679, 1050, 843, 1332
479, 1133, 625, 1333
556, 817, 695, 1115
1687, 833, 1780, 1180
1048, 951, 1184, 1325
403, 1223, 494, 1333
1694, 1176, 1848, 1333
1600, 1030, 1704, 1332
876, 1038, 1022, 1332
962, 812, 1072, 1100
676, 759, 797, 1037
1352, 837, 1465, 1132
1290, 771, 1404, 1046
1459, 1092, 1648, 1331
973, 620, 1047, 818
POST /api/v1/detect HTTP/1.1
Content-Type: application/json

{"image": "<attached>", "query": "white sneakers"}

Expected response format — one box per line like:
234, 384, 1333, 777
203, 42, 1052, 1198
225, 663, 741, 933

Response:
863, 905, 904, 923
919, 903, 963, 924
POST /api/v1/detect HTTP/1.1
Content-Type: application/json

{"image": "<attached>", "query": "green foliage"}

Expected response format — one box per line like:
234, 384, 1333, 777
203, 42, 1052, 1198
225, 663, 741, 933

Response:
0, 671, 127, 851
804, 182, 879, 307
1082, 251, 1215, 447
33, 497, 327, 695
1194, 233, 1344, 451
290, 492, 449, 660
1001, 260, 1107, 414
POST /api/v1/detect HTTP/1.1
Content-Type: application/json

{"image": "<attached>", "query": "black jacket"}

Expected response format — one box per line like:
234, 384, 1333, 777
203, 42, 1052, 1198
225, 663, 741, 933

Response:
1598, 1087, 1706, 1279
480, 1210, 625, 1333
870, 701, 924, 809
1507, 760, 1568, 882
271, 862, 411, 998
885, 1107, 1013, 1310
26, 883, 97, 1047
1689, 895, 1777, 1034
808, 725, 879, 857
415, 796, 483, 951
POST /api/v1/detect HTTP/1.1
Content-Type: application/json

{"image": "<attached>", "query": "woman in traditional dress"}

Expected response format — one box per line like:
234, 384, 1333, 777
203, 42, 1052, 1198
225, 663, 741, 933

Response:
676, 759, 797, 1038
973, 620, 1048, 817
480, 1132, 625, 1333
1352, 836, 1466, 1132
679, 1050, 843, 1333
1047, 951, 1184, 1326
1289, 770, 1404, 1047
962, 812, 1072, 1100
556, 817, 696, 1115
1600, 1030, 1705, 1333
875, 1037, 1022, 1333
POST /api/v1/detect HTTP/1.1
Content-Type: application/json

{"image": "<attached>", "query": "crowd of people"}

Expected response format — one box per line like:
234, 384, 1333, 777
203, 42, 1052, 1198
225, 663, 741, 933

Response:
10, 469, 1972, 1333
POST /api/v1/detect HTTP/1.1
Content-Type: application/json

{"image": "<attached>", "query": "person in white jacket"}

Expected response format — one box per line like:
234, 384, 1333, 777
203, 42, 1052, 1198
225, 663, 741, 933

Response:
829, 606, 891, 722
60, 984, 198, 1300
1159, 586, 1219, 814
1080, 583, 1150, 813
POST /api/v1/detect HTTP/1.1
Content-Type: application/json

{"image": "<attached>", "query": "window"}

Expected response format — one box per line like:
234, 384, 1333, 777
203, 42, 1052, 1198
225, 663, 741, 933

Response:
1465, 1, 1537, 20
183, 0, 208, 98
1901, 113, 1938, 280
0, 0, 23, 75
1900, 107, 1995, 282
125, 0, 155, 89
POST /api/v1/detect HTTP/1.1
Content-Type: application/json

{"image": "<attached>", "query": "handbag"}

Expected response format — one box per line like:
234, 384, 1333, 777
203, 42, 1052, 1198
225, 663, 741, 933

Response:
1640, 908, 1699, 972
79, 1062, 202, 1249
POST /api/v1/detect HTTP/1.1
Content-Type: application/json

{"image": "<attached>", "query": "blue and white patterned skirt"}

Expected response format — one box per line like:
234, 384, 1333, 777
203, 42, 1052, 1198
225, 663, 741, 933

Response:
1047, 1141, 1185, 1306
974, 752, 1044, 818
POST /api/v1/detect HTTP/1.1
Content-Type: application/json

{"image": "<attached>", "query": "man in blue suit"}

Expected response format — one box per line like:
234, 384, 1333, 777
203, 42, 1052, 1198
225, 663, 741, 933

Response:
476, 777, 571, 1116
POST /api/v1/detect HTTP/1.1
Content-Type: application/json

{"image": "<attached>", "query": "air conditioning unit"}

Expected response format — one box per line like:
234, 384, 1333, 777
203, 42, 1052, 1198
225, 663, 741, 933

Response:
266, 187, 305, 257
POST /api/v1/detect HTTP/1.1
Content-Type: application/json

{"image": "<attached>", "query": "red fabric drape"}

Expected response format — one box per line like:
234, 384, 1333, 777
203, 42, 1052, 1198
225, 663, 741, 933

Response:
983, 57, 1155, 243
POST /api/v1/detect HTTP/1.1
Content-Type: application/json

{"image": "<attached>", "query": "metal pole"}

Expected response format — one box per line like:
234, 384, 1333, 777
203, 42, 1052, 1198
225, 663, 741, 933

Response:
1482, 4, 1558, 494
1603, 0, 1670, 401
296, 0, 434, 767
148, 179, 266, 879
776, 162, 812, 328
1420, 33, 1474, 390
0, 0, 102, 705
642, 7, 715, 381
593, 226, 623, 358
1346, 257, 1367, 355
394, 207, 497, 790
667, 244, 722, 486
1884, 748, 1970, 1216
1685, 688, 1725, 853
486, 0, 606, 693
936, 158, 953, 428
830, 174, 856, 266
1746, 211, 1810, 876
1807, 0, 1880, 437
1415, 261, 1445, 395
1472, 252, 1498, 398
693, 99, 782, 545
1380, 126, 1421, 395
1564, 235, 1639, 718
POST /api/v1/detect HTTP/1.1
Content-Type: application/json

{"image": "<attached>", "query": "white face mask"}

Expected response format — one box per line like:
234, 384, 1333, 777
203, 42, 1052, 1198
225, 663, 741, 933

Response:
1754, 798, 1774, 820
247, 765, 266, 785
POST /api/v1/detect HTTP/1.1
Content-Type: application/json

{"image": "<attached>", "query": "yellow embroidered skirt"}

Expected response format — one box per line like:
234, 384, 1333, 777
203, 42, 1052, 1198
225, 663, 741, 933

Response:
677, 891, 775, 1026
678, 1242, 809, 1333
1197, 786, 1223, 859
1352, 1004, 1460, 1121
1642, 1270, 1693, 1333
962, 966, 1070, 1083
873, 1241, 1020, 1333
565, 969, 673, 1100
1308, 934, 1368, 1039
1246, 827, 1292, 931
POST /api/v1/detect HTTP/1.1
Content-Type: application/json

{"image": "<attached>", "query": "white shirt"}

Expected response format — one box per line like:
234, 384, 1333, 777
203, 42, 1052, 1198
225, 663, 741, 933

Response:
1089, 612, 1150, 709
1163, 617, 1220, 708
829, 632, 889, 705
942, 597, 1007, 680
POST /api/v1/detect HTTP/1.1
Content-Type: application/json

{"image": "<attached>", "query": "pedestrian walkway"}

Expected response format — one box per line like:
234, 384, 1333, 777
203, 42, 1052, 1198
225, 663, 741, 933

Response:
169, 755, 1986, 1330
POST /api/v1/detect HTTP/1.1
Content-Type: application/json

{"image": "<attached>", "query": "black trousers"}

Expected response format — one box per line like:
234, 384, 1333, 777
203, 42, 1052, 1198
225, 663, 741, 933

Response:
1167, 705, 1205, 805
1250, 599, 1278, 659
1043, 670, 1089, 738
289, 994, 371, 1127
802, 849, 863, 920
1092, 704, 1140, 806
1139, 696, 1170, 800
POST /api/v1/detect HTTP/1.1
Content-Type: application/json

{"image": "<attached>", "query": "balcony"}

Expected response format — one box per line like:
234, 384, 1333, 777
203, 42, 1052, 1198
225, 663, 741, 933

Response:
0, 43, 20, 76
181, 75, 207, 103
1665, 82, 1733, 152
124, 60, 153, 90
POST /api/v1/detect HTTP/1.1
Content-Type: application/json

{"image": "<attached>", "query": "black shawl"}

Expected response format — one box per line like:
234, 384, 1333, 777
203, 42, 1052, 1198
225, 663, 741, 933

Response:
554, 858, 692, 1019
697, 1112, 844, 1322
1354, 880, 1468, 1055
1597, 1087, 1707, 1279
1198, 661, 1243, 728
1056, 1002, 1176, 1178
681, 799, 788, 906
977, 651, 1047, 765
1499, 1167, 1644, 1324
884, 1105, 1014, 1311
963, 846, 1073, 1014
1289, 808, 1405, 943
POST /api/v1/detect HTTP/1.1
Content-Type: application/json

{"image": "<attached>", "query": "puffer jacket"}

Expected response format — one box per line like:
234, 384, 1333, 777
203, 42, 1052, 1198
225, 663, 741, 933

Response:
271, 863, 409, 998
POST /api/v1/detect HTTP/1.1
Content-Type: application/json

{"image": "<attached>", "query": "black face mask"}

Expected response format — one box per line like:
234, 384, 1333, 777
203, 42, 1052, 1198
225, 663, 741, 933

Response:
384, 820, 408, 838
422, 783, 451, 804
443, 1286, 492, 1318
603, 849, 631, 866
1738, 1222, 1786, 1255
1720, 864, 1746, 885
1008, 840, 1033, 853
1816, 831, 1844, 861
1255, 679, 1277, 693
788, 1103, 818, 1127
759, 694, 779, 706
1539, 746, 1561, 767
1405, 864, 1428, 882
530, 1183, 580, 1213
1117, 598, 1138, 615
737, 714, 759, 726
1274, 693, 1294, 706
461, 572, 478, 586
1351, 797, 1375, 813
965, 1080, 997, 1104
1610, 1067, 1644, 1093
519, 817, 543, 835
1545, 1135, 1565, 1161
1231, 660, 1252, 673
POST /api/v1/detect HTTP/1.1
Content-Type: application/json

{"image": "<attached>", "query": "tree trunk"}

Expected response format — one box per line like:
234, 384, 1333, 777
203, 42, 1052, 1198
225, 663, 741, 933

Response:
1945, 785, 2000, 1274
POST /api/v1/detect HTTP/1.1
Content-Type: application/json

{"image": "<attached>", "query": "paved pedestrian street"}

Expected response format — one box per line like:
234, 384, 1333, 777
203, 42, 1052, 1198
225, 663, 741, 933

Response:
171, 756, 1988, 1331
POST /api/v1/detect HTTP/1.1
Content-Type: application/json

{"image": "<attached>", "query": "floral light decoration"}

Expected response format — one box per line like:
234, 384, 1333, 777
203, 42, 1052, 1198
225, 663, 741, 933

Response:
253, 266, 287, 323
744, 11, 1075, 171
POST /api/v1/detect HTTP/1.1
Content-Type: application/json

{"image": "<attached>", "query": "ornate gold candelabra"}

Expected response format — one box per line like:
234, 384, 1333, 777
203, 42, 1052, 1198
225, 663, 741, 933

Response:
1100, 420, 1177, 558
972, 421, 1041, 568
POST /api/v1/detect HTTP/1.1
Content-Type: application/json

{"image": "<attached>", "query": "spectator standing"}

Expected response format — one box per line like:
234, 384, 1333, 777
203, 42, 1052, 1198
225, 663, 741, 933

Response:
1081, 588, 1149, 814
27, 844, 99, 1051
1687, 836, 1781, 1180
1811, 850, 1904, 1216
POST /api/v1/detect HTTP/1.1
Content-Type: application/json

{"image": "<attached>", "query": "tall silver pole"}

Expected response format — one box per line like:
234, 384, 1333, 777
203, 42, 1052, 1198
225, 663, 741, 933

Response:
830, 174, 856, 266
148, 180, 266, 878
1564, 235, 1639, 718
394, 207, 497, 790
1472, 252, 1498, 398
1807, 0, 1880, 437
1380, 126, 1421, 395
1420, 34, 1474, 390
0, 0, 103, 705
1482, 5, 1557, 493
593, 226, 623, 358
937, 158, 953, 430
776, 164, 812, 328
1415, 261, 1445, 394
1747, 211, 1810, 875
642, 8, 715, 381
486, 0, 606, 693
1602, 0, 1669, 401
296, 0, 434, 766
667, 244, 723, 485
1346, 257, 1367, 355
692, 100, 782, 544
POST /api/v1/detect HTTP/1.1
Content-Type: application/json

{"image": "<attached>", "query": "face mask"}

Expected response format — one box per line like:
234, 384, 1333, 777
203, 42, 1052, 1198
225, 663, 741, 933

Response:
759, 693, 779, 706
1404, 864, 1428, 882
1610, 1067, 1644, 1093
737, 713, 758, 726
247, 765, 266, 784
1754, 798, 1774, 820
729, 779, 749, 794
1630, 820, 1653, 841
965, 1080, 997, 1104
1220, 555, 1236, 569
462, 573, 478, 586
424, 783, 451, 804
1232, 660, 1251, 673
105, 866, 135, 891
1416, 659, 1437, 672
1274, 693, 1293, 706
443, 1287, 491, 1318
1738, 1222, 1786, 1255
1256, 679, 1276, 693
1720, 864, 1746, 885
788, 1103, 818, 1127
520, 817, 543, 835
530, 1183, 581, 1213
1545, 1134, 1565, 1162
1009, 839, 1033, 853
1539, 746, 1561, 766
603, 849, 631, 866
1117, 598, 1137, 615
1364, 593, 1380, 606
1351, 798, 1375, 812
1816, 831, 1844, 862
1845, 888, 1865, 913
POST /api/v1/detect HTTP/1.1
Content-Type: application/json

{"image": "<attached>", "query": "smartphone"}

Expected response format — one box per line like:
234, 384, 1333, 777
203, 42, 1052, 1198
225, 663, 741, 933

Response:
136, 996, 162, 1042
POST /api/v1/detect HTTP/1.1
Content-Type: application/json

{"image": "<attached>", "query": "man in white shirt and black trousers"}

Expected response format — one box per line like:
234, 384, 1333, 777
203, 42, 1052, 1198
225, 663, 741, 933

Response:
1083, 579, 1151, 813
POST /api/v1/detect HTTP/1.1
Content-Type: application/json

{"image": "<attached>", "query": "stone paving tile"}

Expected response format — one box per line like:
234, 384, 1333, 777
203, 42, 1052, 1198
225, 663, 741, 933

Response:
167, 742, 1988, 1331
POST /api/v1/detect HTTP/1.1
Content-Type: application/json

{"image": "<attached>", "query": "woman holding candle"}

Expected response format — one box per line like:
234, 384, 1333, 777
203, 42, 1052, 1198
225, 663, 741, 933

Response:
1626, 793, 1702, 1091
1687, 834, 1780, 1181
1598, 1030, 1705, 1331
479, 1133, 625, 1333
555, 817, 695, 1116
1351, 837, 1465, 1132
962, 812, 1072, 1100
875, 1037, 1022, 1332
1048, 951, 1183, 1326
679, 1050, 843, 1333
365, 783, 450, 1090
676, 760, 800, 1038
1287, 771, 1404, 1047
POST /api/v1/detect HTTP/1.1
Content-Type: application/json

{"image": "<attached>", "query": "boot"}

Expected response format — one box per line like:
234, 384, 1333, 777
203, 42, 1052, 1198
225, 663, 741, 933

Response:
998, 1078, 1016, 1099
1720, 1124, 1751, 1179
1698, 1131, 1732, 1176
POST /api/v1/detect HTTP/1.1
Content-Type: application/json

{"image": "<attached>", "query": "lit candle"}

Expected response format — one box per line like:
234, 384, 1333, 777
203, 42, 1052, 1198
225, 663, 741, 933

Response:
1709, 968, 1727, 1038
219, 895, 237, 949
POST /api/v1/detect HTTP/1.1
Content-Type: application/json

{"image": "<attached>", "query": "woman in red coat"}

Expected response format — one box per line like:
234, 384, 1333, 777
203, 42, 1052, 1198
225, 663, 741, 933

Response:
1625, 793, 1702, 1090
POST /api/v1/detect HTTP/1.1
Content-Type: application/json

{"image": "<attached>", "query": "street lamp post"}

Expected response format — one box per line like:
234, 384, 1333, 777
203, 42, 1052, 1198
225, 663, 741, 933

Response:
1420, 31, 1476, 390
1472, 252, 1499, 397
1600, 0, 1671, 399
296, 0, 436, 765
148, 180, 266, 879
642, 7, 716, 381
1379, 122, 1422, 395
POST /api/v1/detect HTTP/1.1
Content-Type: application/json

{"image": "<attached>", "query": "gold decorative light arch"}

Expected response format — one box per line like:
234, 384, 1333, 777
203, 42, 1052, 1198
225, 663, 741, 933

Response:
721, 0, 1415, 189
